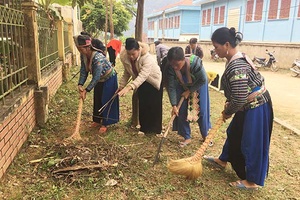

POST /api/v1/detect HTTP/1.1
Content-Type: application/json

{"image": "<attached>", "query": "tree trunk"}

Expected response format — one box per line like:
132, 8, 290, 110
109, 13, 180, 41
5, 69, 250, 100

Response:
131, 0, 144, 128
109, 0, 114, 39
104, 0, 108, 47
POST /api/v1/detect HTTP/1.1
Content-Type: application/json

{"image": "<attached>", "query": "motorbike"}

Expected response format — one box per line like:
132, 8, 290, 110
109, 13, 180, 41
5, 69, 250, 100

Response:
210, 49, 219, 61
290, 59, 300, 77
252, 49, 279, 72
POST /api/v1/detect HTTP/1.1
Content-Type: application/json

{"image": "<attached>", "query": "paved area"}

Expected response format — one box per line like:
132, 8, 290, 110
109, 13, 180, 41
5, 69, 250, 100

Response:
203, 60, 300, 132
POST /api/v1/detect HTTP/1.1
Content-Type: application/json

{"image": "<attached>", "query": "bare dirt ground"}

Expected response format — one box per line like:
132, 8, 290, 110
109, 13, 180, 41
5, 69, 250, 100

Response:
203, 59, 300, 132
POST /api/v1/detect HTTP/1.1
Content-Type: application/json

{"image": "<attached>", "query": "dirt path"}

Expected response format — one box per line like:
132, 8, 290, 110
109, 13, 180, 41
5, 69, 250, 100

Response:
203, 60, 300, 131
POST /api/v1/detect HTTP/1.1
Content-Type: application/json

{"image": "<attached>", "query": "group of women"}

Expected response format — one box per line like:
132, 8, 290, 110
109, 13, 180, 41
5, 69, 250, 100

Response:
73, 27, 273, 190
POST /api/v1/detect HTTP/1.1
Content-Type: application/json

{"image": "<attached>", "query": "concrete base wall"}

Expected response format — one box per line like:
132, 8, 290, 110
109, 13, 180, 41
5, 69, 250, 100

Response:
149, 41, 300, 70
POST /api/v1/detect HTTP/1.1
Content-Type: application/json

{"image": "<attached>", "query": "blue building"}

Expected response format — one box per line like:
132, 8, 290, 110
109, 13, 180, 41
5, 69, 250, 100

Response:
147, 0, 201, 42
147, 0, 300, 42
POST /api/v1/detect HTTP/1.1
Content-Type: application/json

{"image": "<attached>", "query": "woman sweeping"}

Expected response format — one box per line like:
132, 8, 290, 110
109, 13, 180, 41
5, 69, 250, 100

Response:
118, 38, 163, 136
205, 27, 273, 190
74, 34, 119, 134
166, 47, 211, 147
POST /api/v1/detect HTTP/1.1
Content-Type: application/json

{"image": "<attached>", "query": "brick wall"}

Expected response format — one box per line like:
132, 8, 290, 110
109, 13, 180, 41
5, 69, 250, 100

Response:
0, 63, 64, 178
0, 89, 36, 178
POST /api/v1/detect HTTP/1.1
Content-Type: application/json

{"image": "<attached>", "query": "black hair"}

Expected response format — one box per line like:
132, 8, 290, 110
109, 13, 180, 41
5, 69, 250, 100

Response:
167, 46, 185, 62
77, 35, 91, 46
211, 27, 243, 48
81, 31, 92, 37
91, 38, 106, 55
189, 38, 197, 44
125, 37, 139, 50
154, 41, 161, 46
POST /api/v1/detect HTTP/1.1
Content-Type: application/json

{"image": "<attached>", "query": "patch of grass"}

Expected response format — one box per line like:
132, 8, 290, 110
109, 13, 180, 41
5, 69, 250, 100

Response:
0, 60, 299, 200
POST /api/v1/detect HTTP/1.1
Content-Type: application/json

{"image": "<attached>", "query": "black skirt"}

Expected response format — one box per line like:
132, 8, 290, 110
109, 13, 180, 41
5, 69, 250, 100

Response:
137, 81, 163, 134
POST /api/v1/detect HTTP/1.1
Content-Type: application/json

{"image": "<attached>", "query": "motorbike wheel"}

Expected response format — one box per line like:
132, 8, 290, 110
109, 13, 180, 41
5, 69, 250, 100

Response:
291, 66, 299, 77
270, 63, 279, 72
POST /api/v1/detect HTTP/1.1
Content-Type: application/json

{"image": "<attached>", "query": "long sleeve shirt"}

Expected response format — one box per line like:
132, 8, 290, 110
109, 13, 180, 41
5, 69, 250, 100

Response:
78, 52, 112, 92
167, 55, 207, 106
221, 54, 270, 115
155, 44, 169, 65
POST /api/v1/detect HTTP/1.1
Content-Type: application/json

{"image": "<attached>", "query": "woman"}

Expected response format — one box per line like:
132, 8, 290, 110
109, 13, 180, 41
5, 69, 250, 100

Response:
205, 27, 273, 190
118, 38, 163, 136
185, 38, 204, 59
166, 47, 211, 147
74, 34, 119, 134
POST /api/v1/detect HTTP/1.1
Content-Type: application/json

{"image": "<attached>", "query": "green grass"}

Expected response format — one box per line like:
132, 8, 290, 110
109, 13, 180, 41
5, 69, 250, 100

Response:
0, 59, 299, 200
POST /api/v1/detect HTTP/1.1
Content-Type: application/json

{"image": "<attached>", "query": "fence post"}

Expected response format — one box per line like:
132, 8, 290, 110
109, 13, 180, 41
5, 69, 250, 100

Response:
68, 23, 74, 54
56, 20, 65, 62
21, 0, 41, 86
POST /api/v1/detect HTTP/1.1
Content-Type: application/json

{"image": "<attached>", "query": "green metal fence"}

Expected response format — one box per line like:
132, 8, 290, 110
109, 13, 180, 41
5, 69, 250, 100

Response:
37, 7, 59, 73
0, 2, 27, 104
64, 21, 70, 55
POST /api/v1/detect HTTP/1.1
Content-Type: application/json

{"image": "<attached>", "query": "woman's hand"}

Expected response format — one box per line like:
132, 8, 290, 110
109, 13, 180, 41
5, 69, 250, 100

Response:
221, 110, 232, 122
118, 86, 132, 97
78, 85, 84, 93
79, 89, 87, 101
181, 90, 190, 99
172, 106, 179, 116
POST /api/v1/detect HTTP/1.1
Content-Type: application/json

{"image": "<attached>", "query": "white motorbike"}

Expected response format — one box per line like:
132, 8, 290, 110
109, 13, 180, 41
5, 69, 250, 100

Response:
290, 59, 300, 77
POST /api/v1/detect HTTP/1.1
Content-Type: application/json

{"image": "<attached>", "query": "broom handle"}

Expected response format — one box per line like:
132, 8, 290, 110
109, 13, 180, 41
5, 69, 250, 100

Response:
190, 117, 224, 162
152, 97, 185, 166
163, 97, 185, 138
72, 98, 83, 137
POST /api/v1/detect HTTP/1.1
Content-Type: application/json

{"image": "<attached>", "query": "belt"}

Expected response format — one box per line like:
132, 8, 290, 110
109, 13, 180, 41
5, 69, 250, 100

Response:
247, 86, 266, 103
99, 68, 115, 82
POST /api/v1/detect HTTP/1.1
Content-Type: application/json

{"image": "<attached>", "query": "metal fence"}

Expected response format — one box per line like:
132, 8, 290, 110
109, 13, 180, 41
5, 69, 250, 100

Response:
37, 7, 59, 73
0, 2, 27, 104
63, 21, 70, 55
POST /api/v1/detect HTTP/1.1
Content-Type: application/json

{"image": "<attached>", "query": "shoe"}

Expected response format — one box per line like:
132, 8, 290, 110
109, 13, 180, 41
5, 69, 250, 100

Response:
90, 122, 100, 128
99, 126, 107, 134
137, 131, 145, 136
156, 133, 164, 138
203, 156, 226, 169
229, 181, 259, 190
179, 139, 191, 148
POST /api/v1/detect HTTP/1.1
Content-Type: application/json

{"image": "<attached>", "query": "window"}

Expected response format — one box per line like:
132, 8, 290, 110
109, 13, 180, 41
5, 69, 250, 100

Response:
169, 17, 173, 28
174, 16, 180, 28
202, 8, 211, 25
268, 0, 291, 20
214, 7, 219, 24
214, 6, 225, 24
298, 1, 300, 18
246, 0, 263, 21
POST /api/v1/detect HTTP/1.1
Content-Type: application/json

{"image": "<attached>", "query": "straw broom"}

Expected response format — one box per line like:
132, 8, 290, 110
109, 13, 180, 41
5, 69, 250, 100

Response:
67, 98, 83, 140
167, 117, 223, 180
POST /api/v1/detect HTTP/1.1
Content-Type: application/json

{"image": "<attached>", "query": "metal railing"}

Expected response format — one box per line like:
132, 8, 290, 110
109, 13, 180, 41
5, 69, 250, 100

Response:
63, 21, 70, 55
0, 3, 27, 104
37, 7, 59, 73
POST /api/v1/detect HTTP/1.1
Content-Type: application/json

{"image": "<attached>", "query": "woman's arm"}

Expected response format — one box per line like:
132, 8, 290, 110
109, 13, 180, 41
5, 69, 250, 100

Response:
129, 53, 153, 90
85, 54, 106, 92
223, 67, 248, 115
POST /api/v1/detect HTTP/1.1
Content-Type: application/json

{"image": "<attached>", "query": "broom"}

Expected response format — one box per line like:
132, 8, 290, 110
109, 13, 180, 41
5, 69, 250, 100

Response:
67, 98, 83, 140
167, 117, 223, 180
153, 97, 185, 166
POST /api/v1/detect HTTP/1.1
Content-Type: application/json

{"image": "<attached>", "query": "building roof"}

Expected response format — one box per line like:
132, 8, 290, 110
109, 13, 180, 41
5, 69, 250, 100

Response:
146, 0, 200, 19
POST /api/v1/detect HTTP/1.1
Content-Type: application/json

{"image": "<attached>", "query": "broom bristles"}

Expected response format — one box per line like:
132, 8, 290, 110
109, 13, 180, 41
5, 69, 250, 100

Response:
167, 158, 203, 180
167, 117, 224, 180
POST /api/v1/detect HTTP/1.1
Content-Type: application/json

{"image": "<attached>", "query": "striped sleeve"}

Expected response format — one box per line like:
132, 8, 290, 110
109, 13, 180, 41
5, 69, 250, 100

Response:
224, 61, 248, 115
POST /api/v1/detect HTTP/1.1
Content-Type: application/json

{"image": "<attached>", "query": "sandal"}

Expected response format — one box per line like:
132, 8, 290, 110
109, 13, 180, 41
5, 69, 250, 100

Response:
99, 126, 107, 134
179, 139, 191, 148
90, 122, 100, 128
